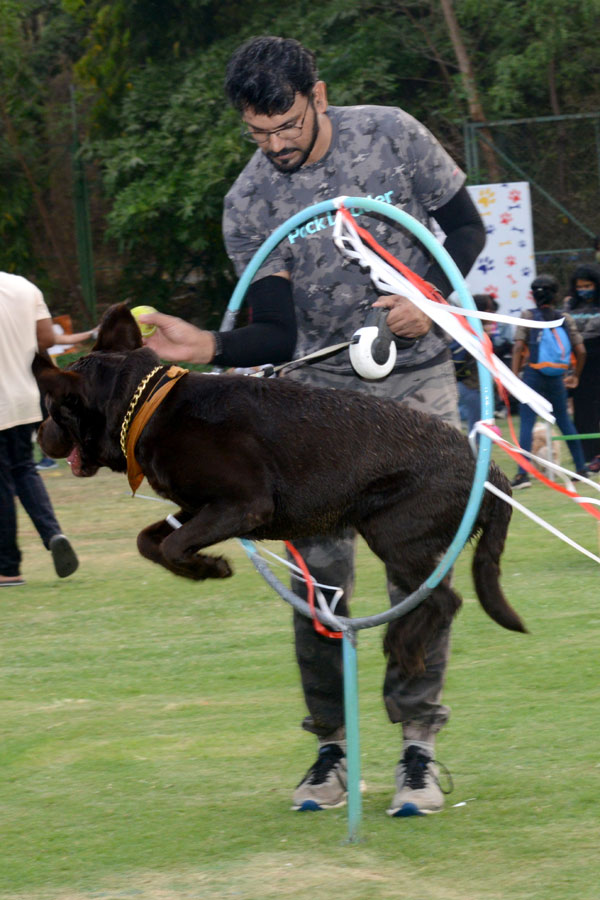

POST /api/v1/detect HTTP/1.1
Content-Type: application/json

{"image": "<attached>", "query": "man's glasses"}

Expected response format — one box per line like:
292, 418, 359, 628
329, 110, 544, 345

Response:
241, 95, 312, 144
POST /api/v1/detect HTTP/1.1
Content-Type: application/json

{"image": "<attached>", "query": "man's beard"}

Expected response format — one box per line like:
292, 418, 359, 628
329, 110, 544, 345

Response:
265, 109, 319, 175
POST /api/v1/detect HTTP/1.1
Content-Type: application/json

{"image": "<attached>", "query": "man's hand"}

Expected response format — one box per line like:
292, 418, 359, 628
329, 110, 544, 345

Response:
563, 373, 579, 389
372, 294, 431, 338
139, 311, 216, 365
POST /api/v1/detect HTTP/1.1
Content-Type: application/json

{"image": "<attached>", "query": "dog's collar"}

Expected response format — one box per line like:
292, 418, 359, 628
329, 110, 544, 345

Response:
120, 365, 189, 494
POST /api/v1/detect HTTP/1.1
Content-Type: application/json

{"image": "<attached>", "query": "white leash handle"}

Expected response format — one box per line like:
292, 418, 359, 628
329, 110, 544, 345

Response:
349, 308, 397, 379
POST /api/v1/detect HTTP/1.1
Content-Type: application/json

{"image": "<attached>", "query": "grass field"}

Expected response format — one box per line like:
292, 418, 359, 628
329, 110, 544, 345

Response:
2, 439, 599, 900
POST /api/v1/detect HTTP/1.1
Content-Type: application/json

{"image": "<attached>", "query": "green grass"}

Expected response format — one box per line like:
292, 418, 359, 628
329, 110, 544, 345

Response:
2, 439, 600, 900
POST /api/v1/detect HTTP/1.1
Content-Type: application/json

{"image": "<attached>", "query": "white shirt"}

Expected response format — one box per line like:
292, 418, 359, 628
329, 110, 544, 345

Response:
0, 272, 51, 429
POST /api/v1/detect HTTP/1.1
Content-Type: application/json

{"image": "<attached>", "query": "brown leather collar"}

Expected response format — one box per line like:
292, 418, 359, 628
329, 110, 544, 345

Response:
123, 365, 189, 494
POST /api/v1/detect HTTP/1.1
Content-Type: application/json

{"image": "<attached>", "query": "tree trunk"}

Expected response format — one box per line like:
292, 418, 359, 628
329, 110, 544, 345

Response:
0, 96, 85, 312
548, 57, 566, 194
438, 0, 501, 182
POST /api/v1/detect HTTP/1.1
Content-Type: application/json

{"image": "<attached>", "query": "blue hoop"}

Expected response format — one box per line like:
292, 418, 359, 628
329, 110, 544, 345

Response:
224, 196, 493, 629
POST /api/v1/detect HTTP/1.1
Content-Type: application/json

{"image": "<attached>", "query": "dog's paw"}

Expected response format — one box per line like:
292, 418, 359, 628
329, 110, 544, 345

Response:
207, 555, 233, 579
159, 552, 233, 581
183, 553, 233, 580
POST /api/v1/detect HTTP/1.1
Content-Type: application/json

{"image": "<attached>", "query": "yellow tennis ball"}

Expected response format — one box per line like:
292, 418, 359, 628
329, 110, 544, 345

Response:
131, 305, 157, 337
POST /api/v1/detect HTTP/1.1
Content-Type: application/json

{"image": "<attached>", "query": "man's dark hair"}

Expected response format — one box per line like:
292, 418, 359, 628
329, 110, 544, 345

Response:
225, 36, 318, 115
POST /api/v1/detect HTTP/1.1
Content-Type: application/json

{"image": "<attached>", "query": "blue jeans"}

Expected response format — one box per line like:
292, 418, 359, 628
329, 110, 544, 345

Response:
0, 423, 61, 576
457, 380, 480, 435
518, 368, 586, 474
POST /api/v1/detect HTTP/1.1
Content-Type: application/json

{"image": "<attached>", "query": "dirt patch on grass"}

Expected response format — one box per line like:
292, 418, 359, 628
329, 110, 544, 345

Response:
6, 853, 501, 900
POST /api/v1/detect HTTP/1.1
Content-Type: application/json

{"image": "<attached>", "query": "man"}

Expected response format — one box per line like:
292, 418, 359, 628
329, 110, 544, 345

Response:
510, 273, 588, 489
142, 36, 485, 816
0, 272, 79, 586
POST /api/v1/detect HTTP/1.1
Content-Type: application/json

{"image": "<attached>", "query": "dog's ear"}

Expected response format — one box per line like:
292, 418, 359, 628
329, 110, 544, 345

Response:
32, 353, 83, 399
92, 302, 143, 352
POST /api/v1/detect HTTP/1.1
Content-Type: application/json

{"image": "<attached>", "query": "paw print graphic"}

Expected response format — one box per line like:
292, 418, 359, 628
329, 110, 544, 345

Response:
477, 257, 495, 274
478, 188, 496, 208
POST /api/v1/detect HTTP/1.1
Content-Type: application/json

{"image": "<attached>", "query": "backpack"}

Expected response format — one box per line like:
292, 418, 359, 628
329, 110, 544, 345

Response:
450, 339, 476, 383
528, 309, 571, 376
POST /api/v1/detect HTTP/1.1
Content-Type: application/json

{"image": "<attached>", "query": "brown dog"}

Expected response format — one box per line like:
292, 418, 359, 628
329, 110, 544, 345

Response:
33, 304, 525, 674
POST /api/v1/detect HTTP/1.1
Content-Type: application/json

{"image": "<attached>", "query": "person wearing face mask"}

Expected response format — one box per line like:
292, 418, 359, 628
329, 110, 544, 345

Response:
510, 274, 588, 489
563, 263, 600, 469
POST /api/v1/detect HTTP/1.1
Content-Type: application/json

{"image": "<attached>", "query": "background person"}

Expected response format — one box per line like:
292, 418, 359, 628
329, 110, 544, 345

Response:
141, 35, 486, 818
511, 274, 588, 489
452, 293, 504, 435
562, 263, 600, 469
0, 272, 79, 586
484, 294, 515, 418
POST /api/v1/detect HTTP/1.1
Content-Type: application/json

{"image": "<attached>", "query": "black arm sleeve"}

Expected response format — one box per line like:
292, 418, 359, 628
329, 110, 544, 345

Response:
212, 274, 297, 367
424, 186, 486, 297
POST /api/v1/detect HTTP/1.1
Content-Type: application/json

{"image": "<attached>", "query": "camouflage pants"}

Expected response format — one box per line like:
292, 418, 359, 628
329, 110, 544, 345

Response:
287, 356, 460, 738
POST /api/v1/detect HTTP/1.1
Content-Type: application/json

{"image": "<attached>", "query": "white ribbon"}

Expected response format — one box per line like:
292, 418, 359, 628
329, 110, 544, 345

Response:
332, 210, 558, 423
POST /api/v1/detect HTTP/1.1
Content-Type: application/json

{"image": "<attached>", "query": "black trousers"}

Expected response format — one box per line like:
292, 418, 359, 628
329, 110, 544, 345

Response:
0, 423, 61, 576
572, 354, 600, 461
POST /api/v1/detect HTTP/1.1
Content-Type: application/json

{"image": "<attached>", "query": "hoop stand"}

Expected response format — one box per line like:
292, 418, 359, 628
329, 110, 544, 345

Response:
229, 198, 493, 842
342, 628, 362, 842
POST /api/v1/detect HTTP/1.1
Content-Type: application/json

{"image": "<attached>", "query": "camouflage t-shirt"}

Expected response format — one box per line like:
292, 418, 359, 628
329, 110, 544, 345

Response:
223, 104, 465, 374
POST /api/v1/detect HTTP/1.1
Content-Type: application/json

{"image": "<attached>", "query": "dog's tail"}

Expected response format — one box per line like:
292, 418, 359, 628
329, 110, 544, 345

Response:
472, 464, 528, 634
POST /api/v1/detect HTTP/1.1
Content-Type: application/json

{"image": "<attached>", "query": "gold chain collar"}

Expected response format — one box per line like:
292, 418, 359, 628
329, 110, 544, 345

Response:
119, 366, 163, 458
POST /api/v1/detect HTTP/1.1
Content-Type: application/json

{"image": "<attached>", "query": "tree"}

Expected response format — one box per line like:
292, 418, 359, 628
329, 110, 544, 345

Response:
438, 0, 501, 181
70, 0, 462, 315
4, 0, 600, 320
0, 0, 91, 313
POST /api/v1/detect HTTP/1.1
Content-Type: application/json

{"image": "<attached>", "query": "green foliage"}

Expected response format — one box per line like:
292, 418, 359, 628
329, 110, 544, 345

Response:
457, 0, 600, 117
0, 0, 42, 272
74, 0, 460, 312
63, 0, 261, 133
0, 0, 82, 278
4, 0, 600, 312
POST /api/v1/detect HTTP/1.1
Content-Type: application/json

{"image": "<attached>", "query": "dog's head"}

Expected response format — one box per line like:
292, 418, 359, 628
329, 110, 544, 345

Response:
33, 303, 160, 477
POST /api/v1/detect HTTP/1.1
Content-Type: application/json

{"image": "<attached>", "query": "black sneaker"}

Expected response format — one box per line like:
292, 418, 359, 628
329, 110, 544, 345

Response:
49, 534, 79, 578
510, 472, 531, 490
36, 458, 59, 471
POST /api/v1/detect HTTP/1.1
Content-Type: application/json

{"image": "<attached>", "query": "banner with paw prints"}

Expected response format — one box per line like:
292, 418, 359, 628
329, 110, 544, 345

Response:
464, 182, 535, 317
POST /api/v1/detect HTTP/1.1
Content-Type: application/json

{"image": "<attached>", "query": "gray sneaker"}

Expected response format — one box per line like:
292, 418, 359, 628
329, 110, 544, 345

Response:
387, 744, 451, 817
49, 534, 79, 578
292, 743, 348, 811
